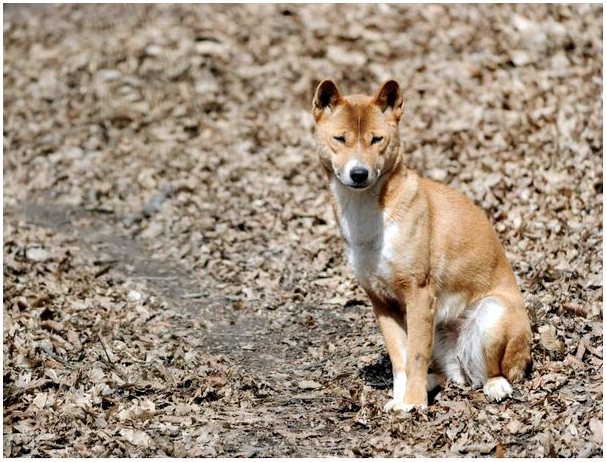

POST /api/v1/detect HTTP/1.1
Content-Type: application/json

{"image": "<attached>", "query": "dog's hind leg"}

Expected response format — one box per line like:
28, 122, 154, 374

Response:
457, 294, 531, 401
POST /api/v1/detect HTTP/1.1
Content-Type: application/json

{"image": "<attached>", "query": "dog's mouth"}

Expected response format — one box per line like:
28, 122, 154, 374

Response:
335, 167, 381, 191
347, 181, 370, 190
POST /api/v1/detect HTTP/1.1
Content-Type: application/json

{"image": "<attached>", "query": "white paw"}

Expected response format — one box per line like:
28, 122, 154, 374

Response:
383, 399, 427, 413
483, 377, 513, 402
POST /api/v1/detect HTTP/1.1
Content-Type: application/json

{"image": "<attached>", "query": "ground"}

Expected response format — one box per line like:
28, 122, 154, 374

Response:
3, 3, 603, 457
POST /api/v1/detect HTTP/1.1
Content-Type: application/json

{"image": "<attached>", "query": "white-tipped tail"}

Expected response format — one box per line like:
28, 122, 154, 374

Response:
455, 297, 505, 388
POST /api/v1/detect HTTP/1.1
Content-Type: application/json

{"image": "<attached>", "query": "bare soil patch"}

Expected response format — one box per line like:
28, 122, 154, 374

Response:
3, 4, 603, 457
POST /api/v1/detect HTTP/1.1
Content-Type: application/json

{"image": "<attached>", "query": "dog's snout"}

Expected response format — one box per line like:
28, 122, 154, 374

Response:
350, 167, 369, 184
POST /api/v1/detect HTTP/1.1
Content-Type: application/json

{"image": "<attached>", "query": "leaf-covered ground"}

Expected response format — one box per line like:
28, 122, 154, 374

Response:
3, 3, 603, 457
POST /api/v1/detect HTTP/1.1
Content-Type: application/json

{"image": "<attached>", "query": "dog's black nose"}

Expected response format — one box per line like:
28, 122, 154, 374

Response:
350, 167, 369, 184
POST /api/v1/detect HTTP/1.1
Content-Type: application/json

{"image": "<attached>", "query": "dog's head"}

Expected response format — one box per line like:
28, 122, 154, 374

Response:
312, 80, 404, 191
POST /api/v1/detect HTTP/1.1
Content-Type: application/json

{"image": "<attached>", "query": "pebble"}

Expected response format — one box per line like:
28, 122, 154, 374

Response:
127, 290, 143, 302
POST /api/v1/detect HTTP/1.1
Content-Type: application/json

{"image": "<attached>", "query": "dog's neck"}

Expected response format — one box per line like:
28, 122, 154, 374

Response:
330, 158, 409, 247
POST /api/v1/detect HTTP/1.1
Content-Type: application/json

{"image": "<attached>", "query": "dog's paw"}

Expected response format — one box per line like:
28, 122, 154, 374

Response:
383, 399, 427, 413
483, 377, 513, 402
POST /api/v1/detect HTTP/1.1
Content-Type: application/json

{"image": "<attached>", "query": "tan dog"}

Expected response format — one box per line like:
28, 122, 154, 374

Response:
312, 80, 532, 412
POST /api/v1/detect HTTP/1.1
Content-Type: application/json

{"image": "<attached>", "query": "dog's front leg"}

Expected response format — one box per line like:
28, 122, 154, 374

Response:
368, 294, 409, 412
401, 280, 436, 411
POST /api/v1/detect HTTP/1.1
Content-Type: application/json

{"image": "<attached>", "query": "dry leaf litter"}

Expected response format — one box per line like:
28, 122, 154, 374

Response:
3, 3, 603, 457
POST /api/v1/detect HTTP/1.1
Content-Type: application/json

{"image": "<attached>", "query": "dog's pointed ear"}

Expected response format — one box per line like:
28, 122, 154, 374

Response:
374, 80, 403, 121
313, 80, 341, 120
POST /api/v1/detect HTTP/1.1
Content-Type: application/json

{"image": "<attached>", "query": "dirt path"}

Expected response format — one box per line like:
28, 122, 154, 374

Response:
5, 198, 387, 457
4, 3, 602, 457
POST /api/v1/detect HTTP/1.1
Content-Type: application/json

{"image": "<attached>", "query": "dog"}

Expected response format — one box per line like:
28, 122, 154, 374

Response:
312, 79, 532, 412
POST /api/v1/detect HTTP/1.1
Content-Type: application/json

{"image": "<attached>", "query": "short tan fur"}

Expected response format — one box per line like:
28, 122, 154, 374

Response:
312, 80, 532, 412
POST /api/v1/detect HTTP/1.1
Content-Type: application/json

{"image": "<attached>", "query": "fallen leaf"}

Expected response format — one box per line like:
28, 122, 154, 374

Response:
538, 324, 565, 353
297, 380, 322, 390
588, 419, 603, 444
32, 392, 47, 409
120, 429, 151, 447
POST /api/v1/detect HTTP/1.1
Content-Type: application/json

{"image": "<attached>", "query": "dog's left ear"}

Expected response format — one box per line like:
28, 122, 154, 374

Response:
374, 80, 404, 121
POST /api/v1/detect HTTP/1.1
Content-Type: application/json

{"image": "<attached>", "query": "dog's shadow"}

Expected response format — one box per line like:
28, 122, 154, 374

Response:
358, 352, 442, 405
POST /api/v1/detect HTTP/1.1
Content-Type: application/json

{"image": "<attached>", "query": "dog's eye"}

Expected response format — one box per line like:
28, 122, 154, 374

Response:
333, 135, 346, 144
371, 136, 384, 145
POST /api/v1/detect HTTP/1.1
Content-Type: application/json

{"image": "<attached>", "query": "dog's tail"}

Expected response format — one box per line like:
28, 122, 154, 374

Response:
455, 298, 501, 388
432, 295, 531, 389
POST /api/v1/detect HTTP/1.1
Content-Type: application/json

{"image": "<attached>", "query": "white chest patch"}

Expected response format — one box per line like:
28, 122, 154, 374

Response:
332, 179, 398, 296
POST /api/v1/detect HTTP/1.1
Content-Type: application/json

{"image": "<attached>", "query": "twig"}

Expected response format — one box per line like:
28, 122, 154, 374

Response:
181, 292, 206, 299
97, 333, 114, 364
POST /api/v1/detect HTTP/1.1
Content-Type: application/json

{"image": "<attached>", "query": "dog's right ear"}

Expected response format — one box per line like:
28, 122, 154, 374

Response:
312, 80, 341, 121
